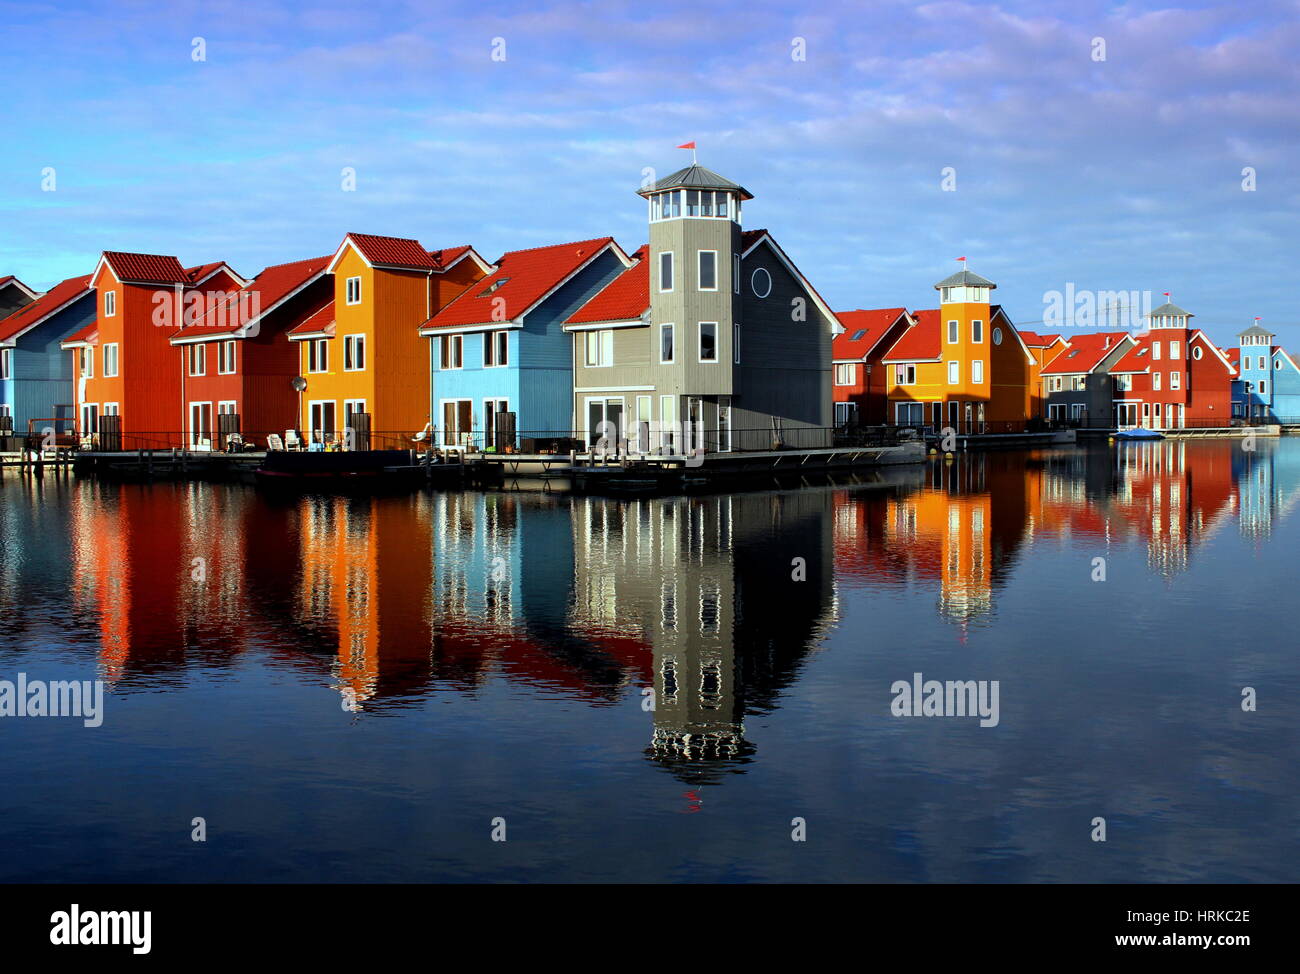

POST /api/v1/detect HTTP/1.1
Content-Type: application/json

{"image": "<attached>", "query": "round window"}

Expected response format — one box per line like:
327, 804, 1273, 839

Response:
751, 267, 772, 298
1276, 359, 1283, 370
1192, 346, 1203, 360
992, 327, 1003, 345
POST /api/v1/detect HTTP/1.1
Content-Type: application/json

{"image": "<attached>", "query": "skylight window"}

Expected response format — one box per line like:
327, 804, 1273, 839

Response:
479, 277, 510, 297
851, 329, 867, 341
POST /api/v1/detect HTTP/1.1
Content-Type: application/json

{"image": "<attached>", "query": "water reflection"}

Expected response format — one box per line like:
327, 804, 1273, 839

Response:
4, 437, 1299, 767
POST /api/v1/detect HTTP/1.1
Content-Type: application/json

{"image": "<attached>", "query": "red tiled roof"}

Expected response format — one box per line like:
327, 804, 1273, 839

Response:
833, 308, 910, 359
60, 320, 99, 347
185, 262, 228, 284
423, 237, 616, 330
0, 274, 92, 343
882, 308, 942, 361
343, 233, 442, 271
172, 256, 330, 340
429, 245, 475, 268
100, 251, 189, 285
565, 245, 649, 324
288, 300, 336, 339
1225, 347, 1241, 377
1018, 330, 1061, 347
1041, 332, 1132, 375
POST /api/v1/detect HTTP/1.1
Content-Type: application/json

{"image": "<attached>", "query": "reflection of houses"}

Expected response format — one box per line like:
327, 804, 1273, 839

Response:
835, 456, 1035, 630
1234, 438, 1300, 541
566, 491, 835, 777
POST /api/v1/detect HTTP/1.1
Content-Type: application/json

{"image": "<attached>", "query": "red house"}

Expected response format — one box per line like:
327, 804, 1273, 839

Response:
831, 308, 913, 426
168, 256, 332, 448
1105, 301, 1234, 429
65, 253, 245, 449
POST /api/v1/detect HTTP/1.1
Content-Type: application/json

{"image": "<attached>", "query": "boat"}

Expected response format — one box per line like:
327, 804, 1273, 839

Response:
1113, 428, 1164, 440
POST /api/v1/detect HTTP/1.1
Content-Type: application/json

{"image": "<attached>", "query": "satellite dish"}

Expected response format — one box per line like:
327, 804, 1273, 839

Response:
291, 376, 307, 392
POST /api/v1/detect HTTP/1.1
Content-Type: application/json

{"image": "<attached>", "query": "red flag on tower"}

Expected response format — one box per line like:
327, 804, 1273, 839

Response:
677, 142, 696, 149
956, 256, 967, 262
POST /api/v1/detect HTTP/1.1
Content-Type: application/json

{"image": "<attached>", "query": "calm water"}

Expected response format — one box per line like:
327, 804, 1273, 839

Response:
1, 439, 1297, 883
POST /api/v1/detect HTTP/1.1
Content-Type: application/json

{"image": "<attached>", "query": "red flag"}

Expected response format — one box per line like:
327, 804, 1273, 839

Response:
1163, 292, 1170, 297
677, 141, 696, 149
956, 256, 966, 262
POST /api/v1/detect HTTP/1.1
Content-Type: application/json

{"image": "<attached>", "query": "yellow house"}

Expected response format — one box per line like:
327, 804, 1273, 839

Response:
882, 266, 1035, 431
288, 233, 489, 448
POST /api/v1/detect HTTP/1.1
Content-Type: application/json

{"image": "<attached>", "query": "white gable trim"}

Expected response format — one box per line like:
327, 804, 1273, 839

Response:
742, 232, 838, 332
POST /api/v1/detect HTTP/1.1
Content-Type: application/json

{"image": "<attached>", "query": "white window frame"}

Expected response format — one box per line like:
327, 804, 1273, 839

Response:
659, 322, 675, 364
0, 347, 11, 381
697, 250, 718, 291
484, 329, 508, 368
947, 320, 959, 344
1152, 371, 1161, 391
971, 359, 984, 384
307, 338, 329, 374
441, 334, 463, 370
216, 339, 236, 375
947, 360, 959, 384
343, 334, 366, 372
659, 252, 674, 293
187, 343, 206, 377
971, 319, 983, 343
698, 322, 719, 364
104, 291, 116, 317
82, 347, 94, 378
835, 363, 856, 386
103, 342, 119, 377
733, 323, 740, 364
584, 329, 613, 368
345, 276, 362, 306
1170, 371, 1181, 390
732, 254, 740, 294
1152, 342, 1162, 360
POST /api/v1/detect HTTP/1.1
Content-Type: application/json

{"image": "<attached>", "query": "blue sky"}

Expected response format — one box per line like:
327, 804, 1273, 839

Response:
1, 0, 1296, 346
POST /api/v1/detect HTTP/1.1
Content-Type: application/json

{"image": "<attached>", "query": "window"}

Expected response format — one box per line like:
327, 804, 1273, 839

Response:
217, 340, 236, 374
1259, 380, 1268, 395
972, 360, 984, 384
698, 251, 717, 290
104, 291, 116, 317
483, 330, 508, 367
218, 401, 237, 415
660, 323, 675, 364
0, 348, 10, 380
698, 322, 718, 362
308, 338, 329, 373
1116, 374, 1132, 392
659, 252, 674, 292
751, 267, 771, 298
81, 347, 93, 378
478, 277, 510, 297
1170, 341, 1180, 359
894, 363, 916, 385
948, 320, 959, 343
947, 361, 959, 384
345, 276, 362, 305
993, 327, 1003, 345
440, 335, 463, 369
835, 363, 856, 386
1277, 358, 1284, 370
1170, 371, 1181, 390
1152, 342, 1161, 360
1259, 356, 1267, 370
971, 319, 983, 343
1152, 371, 1161, 390
733, 254, 740, 294
187, 344, 206, 377
103, 343, 119, 377
941, 287, 954, 303
344, 334, 366, 371
733, 323, 741, 364
585, 329, 613, 367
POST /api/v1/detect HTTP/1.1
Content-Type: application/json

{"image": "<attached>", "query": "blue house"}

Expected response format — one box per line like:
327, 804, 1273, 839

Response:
0, 273, 95, 439
419, 238, 631, 450
1237, 321, 1300, 422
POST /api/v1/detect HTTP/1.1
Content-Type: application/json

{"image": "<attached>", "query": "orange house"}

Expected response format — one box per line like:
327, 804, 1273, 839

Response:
881, 267, 1036, 431
1018, 331, 1065, 419
62, 253, 245, 449
287, 233, 489, 449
